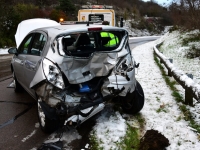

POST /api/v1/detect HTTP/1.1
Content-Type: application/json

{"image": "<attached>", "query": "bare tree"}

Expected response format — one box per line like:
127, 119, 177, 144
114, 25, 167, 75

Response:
170, 0, 200, 29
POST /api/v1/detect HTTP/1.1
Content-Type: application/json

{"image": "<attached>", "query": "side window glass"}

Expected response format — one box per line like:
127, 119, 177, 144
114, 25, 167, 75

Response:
18, 34, 33, 54
100, 32, 119, 47
30, 33, 46, 56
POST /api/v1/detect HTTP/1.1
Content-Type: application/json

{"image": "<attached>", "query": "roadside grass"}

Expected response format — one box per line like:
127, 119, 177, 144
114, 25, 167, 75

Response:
118, 113, 144, 150
118, 124, 140, 150
90, 125, 141, 150
89, 110, 145, 150
89, 131, 103, 150
182, 33, 200, 45
154, 54, 200, 133
182, 34, 200, 58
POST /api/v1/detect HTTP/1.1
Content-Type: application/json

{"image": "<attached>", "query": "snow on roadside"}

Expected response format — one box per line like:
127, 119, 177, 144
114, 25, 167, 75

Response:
156, 30, 200, 85
91, 108, 127, 150
0, 48, 8, 55
132, 41, 200, 149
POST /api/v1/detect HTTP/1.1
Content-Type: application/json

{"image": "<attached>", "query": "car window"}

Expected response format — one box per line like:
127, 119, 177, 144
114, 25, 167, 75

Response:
59, 30, 125, 57
18, 34, 33, 54
30, 33, 46, 56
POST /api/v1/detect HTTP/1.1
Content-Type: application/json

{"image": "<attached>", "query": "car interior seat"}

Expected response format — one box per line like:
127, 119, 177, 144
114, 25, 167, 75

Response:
76, 33, 91, 50
62, 37, 76, 51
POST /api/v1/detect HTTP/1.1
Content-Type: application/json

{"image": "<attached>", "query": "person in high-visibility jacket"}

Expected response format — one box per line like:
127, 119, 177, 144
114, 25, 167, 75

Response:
100, 32, 119, 47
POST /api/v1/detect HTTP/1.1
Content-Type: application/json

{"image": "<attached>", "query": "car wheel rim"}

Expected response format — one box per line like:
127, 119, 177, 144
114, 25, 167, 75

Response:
38, 98, 46, 127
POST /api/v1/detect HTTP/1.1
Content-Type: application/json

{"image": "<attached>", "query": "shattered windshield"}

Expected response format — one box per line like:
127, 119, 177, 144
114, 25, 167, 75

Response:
56, 30, 126, 57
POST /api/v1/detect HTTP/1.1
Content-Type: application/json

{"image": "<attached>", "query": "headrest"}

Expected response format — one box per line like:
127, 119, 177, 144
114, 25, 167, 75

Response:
62, 37, 76, 46
101, 37, 111, 45
76, 33, 91, 46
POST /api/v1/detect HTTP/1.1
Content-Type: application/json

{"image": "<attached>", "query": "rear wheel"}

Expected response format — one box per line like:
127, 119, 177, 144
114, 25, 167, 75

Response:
13, 72, 23, 92
37, 98, 60, 133
121, 81, 145, 114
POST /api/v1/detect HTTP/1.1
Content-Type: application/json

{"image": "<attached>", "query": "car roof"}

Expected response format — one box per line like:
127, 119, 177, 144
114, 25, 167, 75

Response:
34, 24, 127, 41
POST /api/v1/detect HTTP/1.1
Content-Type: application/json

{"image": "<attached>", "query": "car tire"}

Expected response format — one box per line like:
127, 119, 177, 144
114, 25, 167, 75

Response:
13, 72, 23, 92
121, 81, 145, 114
37, 98, 59, 133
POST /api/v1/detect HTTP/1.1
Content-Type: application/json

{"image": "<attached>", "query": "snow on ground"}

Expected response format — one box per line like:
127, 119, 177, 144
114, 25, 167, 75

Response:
123, 20, 170, 37
133, 41, 200, 149
157, 30, 200, 85
0, 48, 9, 55
91, 108, 127, 149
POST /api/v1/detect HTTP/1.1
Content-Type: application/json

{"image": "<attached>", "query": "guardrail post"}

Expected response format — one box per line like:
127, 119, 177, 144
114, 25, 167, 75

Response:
160, 59, 163, 64
159, 52, 163, 64
168, 59, 173, 77
185, 73, 193, 106
186, 74, 193, 79
185, 87, 193, 106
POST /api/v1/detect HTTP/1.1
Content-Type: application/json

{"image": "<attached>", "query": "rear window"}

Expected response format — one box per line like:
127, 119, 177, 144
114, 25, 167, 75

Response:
59, 30, 126, 57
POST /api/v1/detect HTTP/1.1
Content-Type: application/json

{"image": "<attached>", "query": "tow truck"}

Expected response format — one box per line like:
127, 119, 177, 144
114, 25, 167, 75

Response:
77, 5, 116, 26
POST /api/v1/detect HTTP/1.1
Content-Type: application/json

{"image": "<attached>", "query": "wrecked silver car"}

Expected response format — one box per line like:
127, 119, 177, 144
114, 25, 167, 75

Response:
8, 23, 144, 133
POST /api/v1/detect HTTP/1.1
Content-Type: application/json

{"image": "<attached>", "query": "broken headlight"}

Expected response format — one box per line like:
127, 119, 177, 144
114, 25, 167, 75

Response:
115, 55, 134, 77
42, 58, 64, 89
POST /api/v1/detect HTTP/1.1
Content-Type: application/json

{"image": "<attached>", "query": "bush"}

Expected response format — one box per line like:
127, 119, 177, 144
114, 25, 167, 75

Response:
186, 47, 200, 59
49, 9, 67, 22
182, 33, 200, 58
168, 25, 179, 33
0, 37, 15, 48
131, 18, 164, 34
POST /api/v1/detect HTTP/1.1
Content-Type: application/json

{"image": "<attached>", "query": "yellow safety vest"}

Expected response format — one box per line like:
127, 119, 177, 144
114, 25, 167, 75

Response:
100, 32, 119, 47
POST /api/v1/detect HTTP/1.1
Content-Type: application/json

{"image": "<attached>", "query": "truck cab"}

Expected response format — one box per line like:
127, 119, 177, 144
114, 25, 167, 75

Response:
78, 5, 115, 26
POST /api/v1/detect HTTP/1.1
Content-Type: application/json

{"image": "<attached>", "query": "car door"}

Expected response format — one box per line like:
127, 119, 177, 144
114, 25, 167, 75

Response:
13, 33, 34, 88
23, 32, 47, 97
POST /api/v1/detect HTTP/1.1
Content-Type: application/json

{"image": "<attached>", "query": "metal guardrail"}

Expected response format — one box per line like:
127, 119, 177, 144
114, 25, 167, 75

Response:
154, 43, 200, 106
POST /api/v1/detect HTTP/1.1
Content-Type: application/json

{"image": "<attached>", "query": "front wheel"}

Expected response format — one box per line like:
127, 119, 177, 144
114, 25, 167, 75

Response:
37, 98, 59, 133
121, 81, 145, 114
13, 72, 23, 92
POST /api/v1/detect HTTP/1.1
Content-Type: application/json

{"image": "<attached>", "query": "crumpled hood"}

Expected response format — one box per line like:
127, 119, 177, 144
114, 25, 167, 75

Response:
15, 19, 60, 48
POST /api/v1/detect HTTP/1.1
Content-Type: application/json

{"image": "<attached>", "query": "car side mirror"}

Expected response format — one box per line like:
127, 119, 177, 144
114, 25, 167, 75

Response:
8, 47, 18, 56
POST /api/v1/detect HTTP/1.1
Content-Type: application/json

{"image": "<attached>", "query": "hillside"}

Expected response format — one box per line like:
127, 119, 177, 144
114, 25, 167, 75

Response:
0, 0, 172, 47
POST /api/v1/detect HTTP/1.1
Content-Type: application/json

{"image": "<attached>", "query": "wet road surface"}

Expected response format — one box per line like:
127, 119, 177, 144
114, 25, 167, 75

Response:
0, 78, 100, 150
0, 78, 49, 150
0, 54, 13, 81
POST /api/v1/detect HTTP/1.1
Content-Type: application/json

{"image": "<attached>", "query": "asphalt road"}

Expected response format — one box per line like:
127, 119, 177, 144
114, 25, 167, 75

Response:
0, 79, 48, 149
0, 37, 159, 149
0, 54, 13, 81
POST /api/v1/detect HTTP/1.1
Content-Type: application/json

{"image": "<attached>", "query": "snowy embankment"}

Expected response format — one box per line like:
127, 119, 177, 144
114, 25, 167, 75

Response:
154, 45, 200, 101
133, 41, 200, 149
91, 40, 200, 149
157, 30, 200, 85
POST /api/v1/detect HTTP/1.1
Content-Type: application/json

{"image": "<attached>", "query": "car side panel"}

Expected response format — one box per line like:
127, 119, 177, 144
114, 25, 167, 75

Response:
12, 54, 26, 87
23, 55, 42, 98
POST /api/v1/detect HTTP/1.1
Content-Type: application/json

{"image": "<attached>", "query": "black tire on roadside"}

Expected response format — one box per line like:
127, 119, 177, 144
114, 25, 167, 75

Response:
121, 81, 145, 114
13, 72, 23, 92
37, 99, 60, 133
